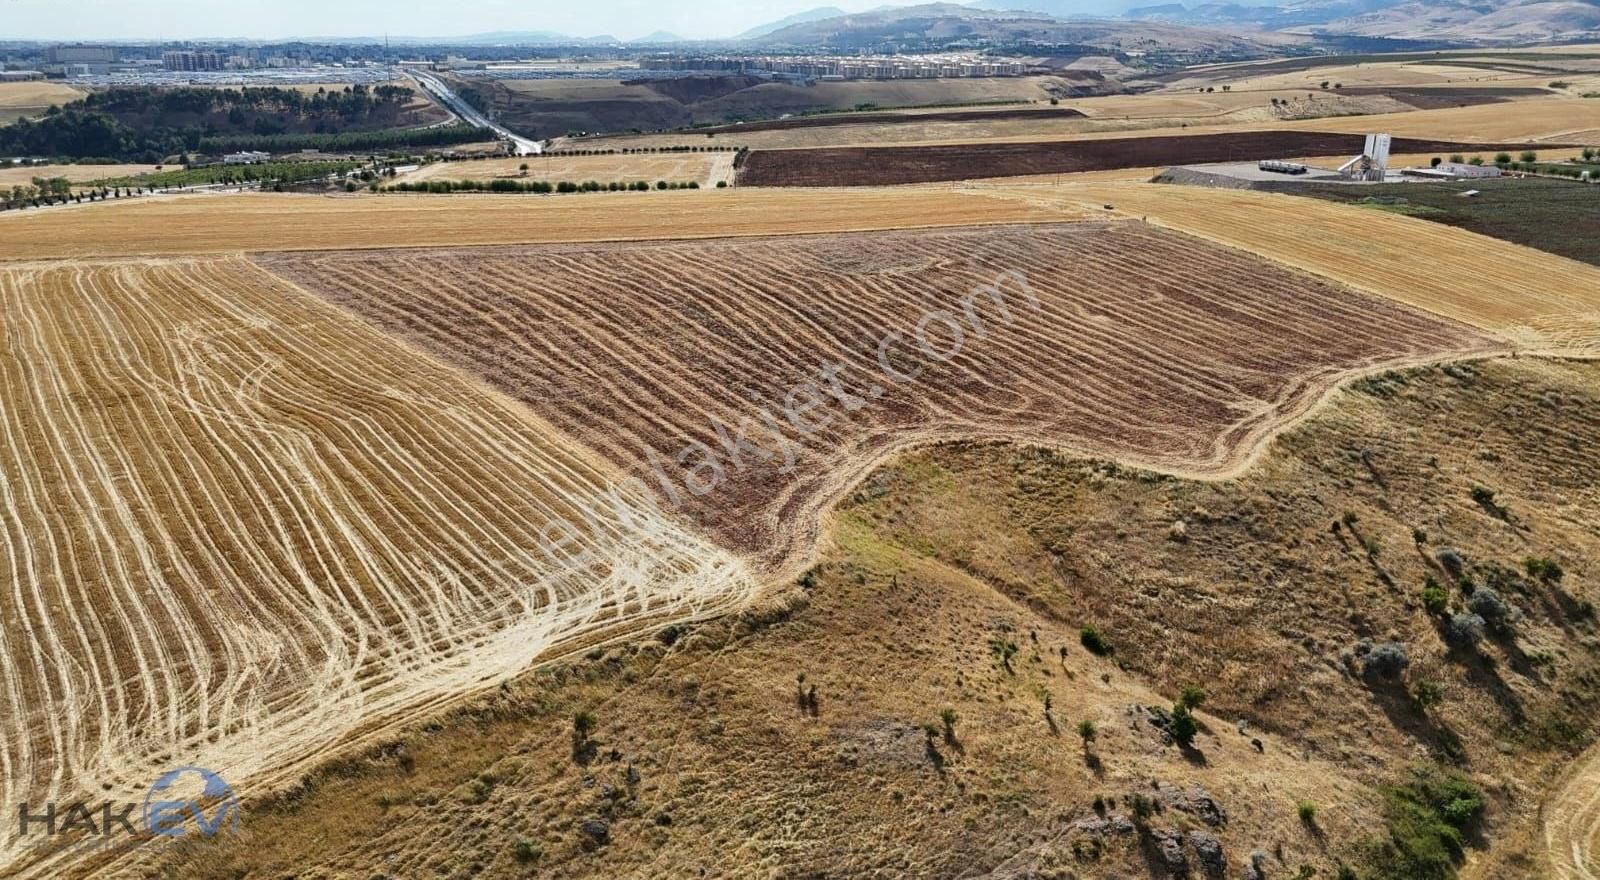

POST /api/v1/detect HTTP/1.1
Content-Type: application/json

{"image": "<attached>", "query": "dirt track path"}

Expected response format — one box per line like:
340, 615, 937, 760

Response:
1545, 745, 1600, 879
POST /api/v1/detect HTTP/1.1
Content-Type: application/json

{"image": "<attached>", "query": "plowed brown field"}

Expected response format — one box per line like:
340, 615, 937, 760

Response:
0, 258, 755, 879
264, 222, 1499, 570
738, 131, 1548, 187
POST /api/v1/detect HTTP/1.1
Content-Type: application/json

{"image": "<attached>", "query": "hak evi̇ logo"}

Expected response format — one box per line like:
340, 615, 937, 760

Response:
142, 766, 240, 838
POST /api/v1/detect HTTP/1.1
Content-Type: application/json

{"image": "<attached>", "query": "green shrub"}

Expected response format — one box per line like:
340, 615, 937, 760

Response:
1413, 680, 1444, 709
513, 839, 543, 862
1170, 704, 1198, 747
1365, 767, 1483, 880
1079, 625, 1112, 656
1422, 578, 1449, 615
1524, 557, 1564, 583
1129, 792, 1155, 824
572, 710, 597, 738
1298, 800, 1317, 823
1178, 685, 1206, 710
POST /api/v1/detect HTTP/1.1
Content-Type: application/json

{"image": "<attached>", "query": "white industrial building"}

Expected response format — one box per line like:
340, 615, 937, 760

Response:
223, 151, 271, 165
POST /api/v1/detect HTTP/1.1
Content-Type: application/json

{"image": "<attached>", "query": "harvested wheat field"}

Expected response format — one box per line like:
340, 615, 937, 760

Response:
0, 163, 164, 188
395, 152, 732, 187
980, 181, 1600, 353
0, 190, 1071, 260
0, 258, 755, 879
264, 222, 1498, 571
1545, 742, 1600, 880
0, 82, 84, 122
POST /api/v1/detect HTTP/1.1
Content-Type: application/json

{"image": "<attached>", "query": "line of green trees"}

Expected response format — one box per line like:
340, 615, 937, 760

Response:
92, 159, 360, 189
3, 181, 144, 211
385, 178, 702, 194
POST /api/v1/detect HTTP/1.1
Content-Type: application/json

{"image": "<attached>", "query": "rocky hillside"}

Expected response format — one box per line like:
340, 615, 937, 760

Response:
153, 357, 1600, 880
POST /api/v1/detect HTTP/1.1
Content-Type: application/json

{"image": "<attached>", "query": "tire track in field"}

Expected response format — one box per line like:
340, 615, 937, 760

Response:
0, 258, 758, 879
1545, 744, 1600, 880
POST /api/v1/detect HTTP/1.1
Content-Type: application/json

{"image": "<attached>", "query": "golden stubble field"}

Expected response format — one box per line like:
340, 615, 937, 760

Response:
0, 163, 165, 188
395, 152, 734, 187
0, 256, 756, 879
0, 189, 1077, 259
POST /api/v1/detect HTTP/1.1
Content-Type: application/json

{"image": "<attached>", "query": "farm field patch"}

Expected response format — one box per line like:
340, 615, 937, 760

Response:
983, 181, 1600, 353
0, 81, 84, 111
0, 162, 164, 188
0, 257, 754, 879
737, 130, 1527, 187
0, 189, 1071, 260
395, 151, 730, 187
264, 222, 1496, 571
1258, 177, 1600, 268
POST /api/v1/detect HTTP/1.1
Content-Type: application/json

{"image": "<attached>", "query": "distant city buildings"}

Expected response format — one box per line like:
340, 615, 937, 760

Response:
640, 54, 1026, 79
47, 46, 118, 64
163, 51, 226, 72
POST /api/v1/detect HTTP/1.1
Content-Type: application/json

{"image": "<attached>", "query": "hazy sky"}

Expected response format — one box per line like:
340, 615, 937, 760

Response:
2, 0, 930, 42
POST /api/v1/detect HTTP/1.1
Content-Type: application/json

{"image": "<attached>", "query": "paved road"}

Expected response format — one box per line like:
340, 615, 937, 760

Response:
407, 70, 541, 156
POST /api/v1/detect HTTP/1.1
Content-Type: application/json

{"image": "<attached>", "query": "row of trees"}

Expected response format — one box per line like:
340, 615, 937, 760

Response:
3, 183, 144, 212
384, 178, 703, 194
95, 159, 360, 189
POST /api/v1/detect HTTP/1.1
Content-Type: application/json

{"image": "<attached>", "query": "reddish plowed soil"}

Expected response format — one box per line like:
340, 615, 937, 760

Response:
699, 106, 1087, 134
738, 130, 1550, 186
1339, 86, 1553, 110
263, 222, 1498, 572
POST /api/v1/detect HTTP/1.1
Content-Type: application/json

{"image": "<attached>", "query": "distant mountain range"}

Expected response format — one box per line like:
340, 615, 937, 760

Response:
735, 7, 850, 40
227, 0, 1600, 50
748, 2, 1283, 52
1119, 0, 1600, 41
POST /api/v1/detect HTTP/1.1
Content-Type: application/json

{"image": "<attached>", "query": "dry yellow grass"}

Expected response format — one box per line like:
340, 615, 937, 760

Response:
0, 163, 164, 188
976, 180, 1600, 354
0, 189, 1074, 260
0, 81, 83, 110
396, 152, 731, 187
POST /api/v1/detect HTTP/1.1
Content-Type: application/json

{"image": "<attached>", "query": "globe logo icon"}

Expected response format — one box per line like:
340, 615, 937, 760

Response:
143, 766, 240, 838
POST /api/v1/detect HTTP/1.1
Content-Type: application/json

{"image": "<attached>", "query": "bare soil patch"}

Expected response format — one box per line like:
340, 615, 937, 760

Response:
700, 105, 1086, 135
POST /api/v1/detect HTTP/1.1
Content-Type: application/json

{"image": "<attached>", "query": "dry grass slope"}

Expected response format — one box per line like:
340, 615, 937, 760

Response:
264, 222, 1498, 573
152, 357, 1600, 880
0, 258, 756, 879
